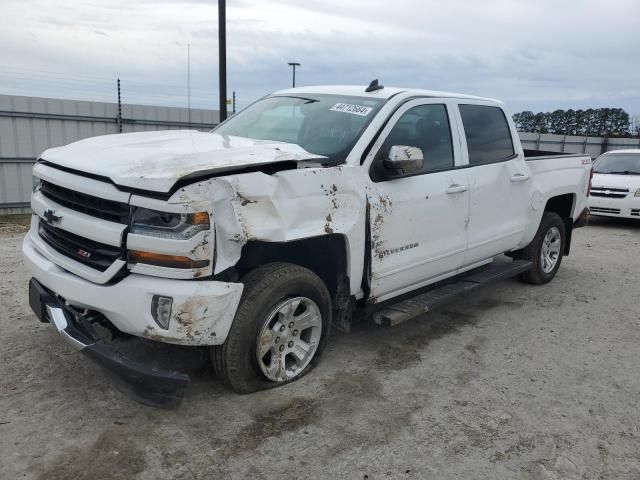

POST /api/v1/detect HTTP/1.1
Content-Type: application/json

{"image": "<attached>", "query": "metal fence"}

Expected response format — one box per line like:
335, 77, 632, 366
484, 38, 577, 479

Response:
2, 94, 640, 214
519, 132, 640, 158
0, 94, 218, 214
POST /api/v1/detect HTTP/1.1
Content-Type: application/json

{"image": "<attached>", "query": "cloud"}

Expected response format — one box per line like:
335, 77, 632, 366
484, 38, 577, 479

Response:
0, 0, 638, 113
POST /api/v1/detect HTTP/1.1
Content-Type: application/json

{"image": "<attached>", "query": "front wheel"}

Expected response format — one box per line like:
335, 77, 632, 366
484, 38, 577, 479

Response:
211, 262, 332, 393
518, 212, 566, 285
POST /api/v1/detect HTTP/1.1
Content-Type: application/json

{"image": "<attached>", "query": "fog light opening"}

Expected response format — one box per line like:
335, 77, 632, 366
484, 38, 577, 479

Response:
151, 295, 173, 330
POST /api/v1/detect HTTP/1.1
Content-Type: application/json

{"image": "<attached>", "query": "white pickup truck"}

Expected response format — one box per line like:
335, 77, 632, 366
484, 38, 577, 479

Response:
24, 83, 591, 407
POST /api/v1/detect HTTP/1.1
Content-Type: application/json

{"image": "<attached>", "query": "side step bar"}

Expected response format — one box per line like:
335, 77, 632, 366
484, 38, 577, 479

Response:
372, 260, 533, 327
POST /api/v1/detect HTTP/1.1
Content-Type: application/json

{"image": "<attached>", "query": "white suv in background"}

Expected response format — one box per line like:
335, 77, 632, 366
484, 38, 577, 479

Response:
589, 150, 640, 219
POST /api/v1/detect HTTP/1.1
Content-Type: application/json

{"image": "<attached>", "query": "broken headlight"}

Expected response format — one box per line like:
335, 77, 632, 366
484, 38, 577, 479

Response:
130, 207, 209, 240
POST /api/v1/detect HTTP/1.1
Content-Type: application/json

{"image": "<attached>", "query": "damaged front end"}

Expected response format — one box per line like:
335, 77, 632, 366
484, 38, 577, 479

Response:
29, 278, 190, 408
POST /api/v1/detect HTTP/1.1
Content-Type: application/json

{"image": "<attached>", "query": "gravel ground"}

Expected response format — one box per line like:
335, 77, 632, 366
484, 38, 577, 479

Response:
1, 215, 639, 480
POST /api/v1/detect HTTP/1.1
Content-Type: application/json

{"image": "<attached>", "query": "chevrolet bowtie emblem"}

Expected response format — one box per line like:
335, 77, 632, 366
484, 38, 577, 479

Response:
43, 209, 62, 225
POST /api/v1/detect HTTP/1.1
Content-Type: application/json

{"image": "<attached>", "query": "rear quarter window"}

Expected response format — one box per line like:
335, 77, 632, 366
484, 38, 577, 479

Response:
459, 105, 515, 165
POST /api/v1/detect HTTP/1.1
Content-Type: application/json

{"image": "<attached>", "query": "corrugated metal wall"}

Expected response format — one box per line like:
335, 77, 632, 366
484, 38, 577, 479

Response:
0, 94, 218, 213
2, 94, 640, 214
519, 132, 640, 158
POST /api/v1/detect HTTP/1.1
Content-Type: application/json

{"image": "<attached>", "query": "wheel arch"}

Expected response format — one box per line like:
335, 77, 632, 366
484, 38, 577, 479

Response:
235, 234, 350, 307
544, 193, 575, 255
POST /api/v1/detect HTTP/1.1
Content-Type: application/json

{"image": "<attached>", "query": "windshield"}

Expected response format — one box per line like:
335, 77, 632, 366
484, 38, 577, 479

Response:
594, 153, 640, 174
212, 94, 385, 163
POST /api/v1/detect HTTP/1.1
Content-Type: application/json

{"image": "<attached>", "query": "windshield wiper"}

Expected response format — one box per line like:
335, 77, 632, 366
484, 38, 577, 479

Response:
607, 170, 640, 175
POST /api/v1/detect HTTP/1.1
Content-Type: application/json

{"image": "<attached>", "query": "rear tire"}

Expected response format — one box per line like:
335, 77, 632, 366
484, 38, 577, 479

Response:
211, 262, 332, 394
517, 212, 566, 285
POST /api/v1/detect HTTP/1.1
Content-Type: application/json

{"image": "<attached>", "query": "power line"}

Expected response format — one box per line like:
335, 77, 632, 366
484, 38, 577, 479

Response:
0, 86, 219, 109
0, 71, 215, 96
0, 65, 120, 83
0, 67, 217, 94
0, 78, 216, 103
0, 66, 251, 110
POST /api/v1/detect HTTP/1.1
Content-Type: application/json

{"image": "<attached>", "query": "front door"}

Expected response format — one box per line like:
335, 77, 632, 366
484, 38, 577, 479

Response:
364, 99, 470, 303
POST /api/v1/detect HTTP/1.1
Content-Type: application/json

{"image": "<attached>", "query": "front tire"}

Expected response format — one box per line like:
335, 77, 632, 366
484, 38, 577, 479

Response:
211, 262, 332, 393
518, 212, 566, 285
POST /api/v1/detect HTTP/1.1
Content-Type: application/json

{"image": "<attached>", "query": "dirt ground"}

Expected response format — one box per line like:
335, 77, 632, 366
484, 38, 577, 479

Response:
1, 215, 639, 479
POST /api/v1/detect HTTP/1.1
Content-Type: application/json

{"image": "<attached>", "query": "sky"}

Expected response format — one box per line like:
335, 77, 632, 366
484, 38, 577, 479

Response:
0, 0, 638, 115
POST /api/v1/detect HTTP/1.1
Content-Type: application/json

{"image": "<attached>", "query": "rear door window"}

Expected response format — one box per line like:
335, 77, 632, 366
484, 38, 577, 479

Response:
459, 105, 515, 165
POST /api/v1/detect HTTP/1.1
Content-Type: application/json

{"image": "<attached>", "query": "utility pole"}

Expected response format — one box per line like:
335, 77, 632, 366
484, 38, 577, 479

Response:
218, 0, 227, 123
187, 43, 191, 128
287, 62, 300, 88
116, 78, 123, 133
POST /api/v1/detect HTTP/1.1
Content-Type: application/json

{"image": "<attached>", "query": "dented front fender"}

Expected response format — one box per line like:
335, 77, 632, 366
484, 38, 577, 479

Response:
170, 166, 367, 295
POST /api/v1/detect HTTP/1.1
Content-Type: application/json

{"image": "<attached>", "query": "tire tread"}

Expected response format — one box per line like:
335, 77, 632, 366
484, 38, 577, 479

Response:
518, 212, 565, 285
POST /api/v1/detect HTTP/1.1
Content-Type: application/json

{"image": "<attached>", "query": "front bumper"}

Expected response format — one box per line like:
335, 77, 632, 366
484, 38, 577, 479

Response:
588, 196, 640, 219
29, 278, 190, 408
23, 231, 244, 346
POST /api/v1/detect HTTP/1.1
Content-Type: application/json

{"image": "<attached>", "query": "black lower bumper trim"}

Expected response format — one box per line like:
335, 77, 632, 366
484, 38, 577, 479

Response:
29, 277, 191, 408
82, 345, 190, 409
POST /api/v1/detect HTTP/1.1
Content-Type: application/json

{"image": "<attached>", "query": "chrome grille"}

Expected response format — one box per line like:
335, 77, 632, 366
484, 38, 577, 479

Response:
590, 207, 621, 215
590, 187, 629, 199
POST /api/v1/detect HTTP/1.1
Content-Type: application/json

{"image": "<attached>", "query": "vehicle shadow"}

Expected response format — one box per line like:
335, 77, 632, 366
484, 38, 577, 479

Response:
184, 282, 525, 401
586, 215, 640, 230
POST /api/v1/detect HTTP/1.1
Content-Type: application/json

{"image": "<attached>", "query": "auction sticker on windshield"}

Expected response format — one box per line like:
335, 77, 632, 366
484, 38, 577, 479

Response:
330, 103, 373, 116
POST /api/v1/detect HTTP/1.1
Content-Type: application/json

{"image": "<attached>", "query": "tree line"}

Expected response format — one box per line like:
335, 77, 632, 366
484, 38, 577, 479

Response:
512, 108, 640, 137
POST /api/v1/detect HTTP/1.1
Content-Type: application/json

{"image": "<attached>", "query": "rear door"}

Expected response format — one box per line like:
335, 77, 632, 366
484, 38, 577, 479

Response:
456, 103, 531, 265
364, 99, 470, 302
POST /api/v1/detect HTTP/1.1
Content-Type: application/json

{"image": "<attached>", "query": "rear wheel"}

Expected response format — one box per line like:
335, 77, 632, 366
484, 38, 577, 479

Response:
211, 262, 332, 393
518, 212, 566, 285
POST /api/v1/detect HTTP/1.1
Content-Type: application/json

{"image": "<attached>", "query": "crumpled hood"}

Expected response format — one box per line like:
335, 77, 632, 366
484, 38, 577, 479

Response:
592, 172, 640, 192
40, 130, 325, 193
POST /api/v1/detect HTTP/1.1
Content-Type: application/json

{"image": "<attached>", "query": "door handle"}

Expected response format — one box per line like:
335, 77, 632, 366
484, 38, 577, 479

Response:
446, 184, 468, 194
510, 173, 530, 183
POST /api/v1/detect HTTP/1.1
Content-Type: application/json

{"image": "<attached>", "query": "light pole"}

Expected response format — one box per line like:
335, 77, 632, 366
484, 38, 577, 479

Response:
187, 43, 191, 128
288, 62, 301, 88
218, 0, 227, 122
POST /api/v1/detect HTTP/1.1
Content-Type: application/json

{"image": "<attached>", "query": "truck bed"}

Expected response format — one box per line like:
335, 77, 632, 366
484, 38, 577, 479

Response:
523, 150, 591, 225
524, 149, 589, 161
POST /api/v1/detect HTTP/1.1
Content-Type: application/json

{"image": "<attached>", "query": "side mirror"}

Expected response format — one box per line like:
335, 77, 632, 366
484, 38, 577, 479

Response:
384, 145, 424, 174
